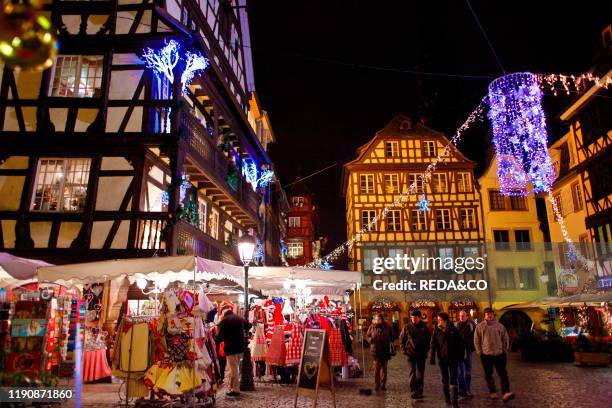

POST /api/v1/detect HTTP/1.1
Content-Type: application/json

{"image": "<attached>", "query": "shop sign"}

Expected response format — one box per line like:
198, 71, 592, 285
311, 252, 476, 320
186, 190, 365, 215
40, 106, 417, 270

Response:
559, 269, 579, 295
294, 329, 336, 407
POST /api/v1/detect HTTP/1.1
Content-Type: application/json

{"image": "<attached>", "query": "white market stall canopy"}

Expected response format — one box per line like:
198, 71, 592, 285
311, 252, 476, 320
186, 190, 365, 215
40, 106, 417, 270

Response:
36, 256, 361, 295
0, 252, 53, 288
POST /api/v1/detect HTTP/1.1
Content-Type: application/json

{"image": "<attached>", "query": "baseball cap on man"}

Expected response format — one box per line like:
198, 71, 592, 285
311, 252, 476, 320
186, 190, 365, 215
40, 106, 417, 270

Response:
483, 307, 494, 314
410, 310, 422, 317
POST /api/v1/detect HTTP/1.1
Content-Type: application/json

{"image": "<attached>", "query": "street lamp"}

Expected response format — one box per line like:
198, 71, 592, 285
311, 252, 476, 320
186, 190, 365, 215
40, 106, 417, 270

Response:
237, 234, 256, 391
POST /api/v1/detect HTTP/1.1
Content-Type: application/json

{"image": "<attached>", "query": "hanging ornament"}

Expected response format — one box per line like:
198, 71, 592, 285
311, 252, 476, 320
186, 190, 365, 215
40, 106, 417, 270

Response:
488, 72, 556, 196
417, 193, 431, 212
0, 3, 57, 70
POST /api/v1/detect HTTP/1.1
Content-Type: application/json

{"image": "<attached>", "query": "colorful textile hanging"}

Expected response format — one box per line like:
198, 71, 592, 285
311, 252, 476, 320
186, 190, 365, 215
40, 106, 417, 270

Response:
250, 323, 268, 362
328, 326, 348, 367
264, 325, 286, 366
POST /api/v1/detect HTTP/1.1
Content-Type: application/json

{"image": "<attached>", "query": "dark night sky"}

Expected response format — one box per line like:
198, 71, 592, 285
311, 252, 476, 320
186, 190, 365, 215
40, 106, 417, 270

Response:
247, 1, 610, 265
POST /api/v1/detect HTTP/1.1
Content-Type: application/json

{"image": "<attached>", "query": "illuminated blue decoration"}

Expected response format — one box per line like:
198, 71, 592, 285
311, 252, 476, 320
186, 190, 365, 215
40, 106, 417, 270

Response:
142, 40, 209, 95
257, 169, 275, 188
280, 239, 288, 257
179, 173, 190, 203
241, 158, 275, 191
417, 193, 431, 212
161, 191, 169, 206
254, 239, 264, 264
142, 40, 180, 84
320, 261, 333, 270
567, 246, 577, 263
241, 158, 258, 190
181, 51, 209, 93
488, 72, 556, 196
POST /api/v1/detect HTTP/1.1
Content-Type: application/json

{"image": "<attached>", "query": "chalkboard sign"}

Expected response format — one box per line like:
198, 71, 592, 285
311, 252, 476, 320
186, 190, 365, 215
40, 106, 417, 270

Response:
294, 329, 336, 407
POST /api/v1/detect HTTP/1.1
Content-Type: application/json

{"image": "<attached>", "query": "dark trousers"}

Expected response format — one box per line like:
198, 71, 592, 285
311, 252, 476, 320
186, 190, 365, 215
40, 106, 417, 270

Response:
439, 360, 458, 387
457, 350, 473, 392
480, 353, 510, 393
373, 359, 388, 387
408, 358, 426, 394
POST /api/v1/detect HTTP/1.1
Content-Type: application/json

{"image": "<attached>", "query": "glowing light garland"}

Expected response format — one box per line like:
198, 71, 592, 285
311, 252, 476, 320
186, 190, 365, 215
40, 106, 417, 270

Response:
241, 158, 275, 190
488, 72, 556, 196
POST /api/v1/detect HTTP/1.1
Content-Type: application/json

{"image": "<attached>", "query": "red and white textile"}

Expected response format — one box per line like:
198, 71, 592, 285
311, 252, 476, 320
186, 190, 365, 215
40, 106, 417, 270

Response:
328, 327, 348, 367
264, 325, 286, 366
285, 322, 303, 366
250, 323, 268, 362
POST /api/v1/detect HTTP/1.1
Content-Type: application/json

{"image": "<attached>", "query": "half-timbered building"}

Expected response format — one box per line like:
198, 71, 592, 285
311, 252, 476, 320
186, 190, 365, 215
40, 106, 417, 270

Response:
0, 0, 287, 266
546, 25, 612, 286
342, 115, 485, 324
285, 177, 320, 266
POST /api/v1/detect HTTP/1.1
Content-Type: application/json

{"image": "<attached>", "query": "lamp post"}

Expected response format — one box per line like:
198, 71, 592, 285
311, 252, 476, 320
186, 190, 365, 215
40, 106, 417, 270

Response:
237, 234, 256, 391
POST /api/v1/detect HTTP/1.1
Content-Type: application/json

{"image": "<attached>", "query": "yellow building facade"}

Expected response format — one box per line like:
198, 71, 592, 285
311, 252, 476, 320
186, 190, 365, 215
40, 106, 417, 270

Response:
478, 156, 554, 327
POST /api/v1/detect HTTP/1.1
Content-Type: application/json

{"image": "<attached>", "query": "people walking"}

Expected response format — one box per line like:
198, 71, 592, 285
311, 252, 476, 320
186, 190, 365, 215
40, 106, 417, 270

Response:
474, 307, 515, 402
216, 309, 252, 397
399, 310, 431, 399
365, 313, 394, 391
430, 313, 463, 408
455, 310, 475, 398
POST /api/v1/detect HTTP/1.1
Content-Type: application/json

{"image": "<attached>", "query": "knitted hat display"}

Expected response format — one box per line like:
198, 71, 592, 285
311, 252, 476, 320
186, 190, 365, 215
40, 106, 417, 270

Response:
285, 322, 303, 366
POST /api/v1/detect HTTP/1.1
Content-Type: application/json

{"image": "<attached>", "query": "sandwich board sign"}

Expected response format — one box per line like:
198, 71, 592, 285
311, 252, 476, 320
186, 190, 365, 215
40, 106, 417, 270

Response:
294, 329, 336, 408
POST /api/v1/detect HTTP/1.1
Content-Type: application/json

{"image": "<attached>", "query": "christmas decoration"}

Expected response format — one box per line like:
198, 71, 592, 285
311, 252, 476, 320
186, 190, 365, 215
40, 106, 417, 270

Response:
320, 261, 333, 270
488, 72, 555, 196
142, 40, 208, 95
0, 3, 57, 70
417, 193, 431, 212
180, 51, 209, 93
241, 158, 275, 191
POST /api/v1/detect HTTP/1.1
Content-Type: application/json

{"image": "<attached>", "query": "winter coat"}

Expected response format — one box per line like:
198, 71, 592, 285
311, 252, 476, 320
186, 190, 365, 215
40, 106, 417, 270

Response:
216, 313, 253, 355
399, 321, 431, 360
474, 319, 509, 356
430, 324, 464, 363
455, 320, 476, 353
366, 323, 393, 362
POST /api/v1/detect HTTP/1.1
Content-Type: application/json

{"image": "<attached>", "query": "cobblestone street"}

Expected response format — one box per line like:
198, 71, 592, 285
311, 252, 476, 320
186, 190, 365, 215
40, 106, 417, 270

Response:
74, 352, 611, 407
213, 352, 611, 408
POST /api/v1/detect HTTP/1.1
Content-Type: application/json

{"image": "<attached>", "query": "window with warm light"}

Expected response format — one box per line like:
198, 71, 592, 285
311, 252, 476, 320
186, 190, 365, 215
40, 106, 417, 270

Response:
409, 174, 424, 193
460, 208, 476, 230
359, 174, 375, 194
386, 210, 401, 231
571, 182, 583, 211
209, 208, 219, 239
410, 209, 427, 231
432, 173, 447, 193
50, 55, 103, 97
385, 141, 399, 157
456, 172, 472, 192
287, 241, 304, 258
291, 196, 304, 207
288, 216, 301, 228
361, 209, 376, 230
436, 209, 451, 230
31, 158, 91, 212
198, 199, 207, 231
422, 141, 436, 158
384, 174, 400, 194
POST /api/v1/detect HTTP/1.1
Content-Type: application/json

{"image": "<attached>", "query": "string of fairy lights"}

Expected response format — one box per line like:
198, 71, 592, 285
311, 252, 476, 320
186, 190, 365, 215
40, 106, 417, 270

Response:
307, 72, 611, 271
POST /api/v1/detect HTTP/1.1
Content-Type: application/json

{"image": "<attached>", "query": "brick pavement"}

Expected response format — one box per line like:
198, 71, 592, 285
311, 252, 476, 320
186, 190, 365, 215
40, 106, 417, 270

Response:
68, 352, 611, 407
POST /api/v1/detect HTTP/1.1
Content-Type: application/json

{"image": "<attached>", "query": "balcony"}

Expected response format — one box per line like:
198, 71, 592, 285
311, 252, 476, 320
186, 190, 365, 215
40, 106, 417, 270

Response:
179, 109, 260, 228
175, 220, 238, 264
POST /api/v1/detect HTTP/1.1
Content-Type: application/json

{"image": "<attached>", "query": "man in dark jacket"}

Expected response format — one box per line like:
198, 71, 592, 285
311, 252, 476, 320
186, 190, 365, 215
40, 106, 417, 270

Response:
455, 309, 475, 398
399, 310, 431, 399
365, 313, 393, 391
216, 310, 252, 397
430, 312, 463, 408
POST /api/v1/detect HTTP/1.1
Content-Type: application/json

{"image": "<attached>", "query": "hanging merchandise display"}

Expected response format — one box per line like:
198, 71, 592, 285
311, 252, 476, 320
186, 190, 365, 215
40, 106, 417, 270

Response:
0, 2, 57, 70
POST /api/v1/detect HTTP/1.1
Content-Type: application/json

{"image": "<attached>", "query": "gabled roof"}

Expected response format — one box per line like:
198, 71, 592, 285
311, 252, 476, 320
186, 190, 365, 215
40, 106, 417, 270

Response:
341, 114, 476, 195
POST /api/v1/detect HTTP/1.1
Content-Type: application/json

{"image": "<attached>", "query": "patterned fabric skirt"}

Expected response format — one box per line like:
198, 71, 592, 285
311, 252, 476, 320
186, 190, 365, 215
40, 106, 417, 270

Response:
328, 327, 349, 367
264, 325, 286, 366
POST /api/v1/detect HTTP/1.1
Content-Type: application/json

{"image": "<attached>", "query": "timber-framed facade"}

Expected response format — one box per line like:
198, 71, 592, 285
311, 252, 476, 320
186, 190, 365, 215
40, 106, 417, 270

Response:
0, 0, 287, 266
